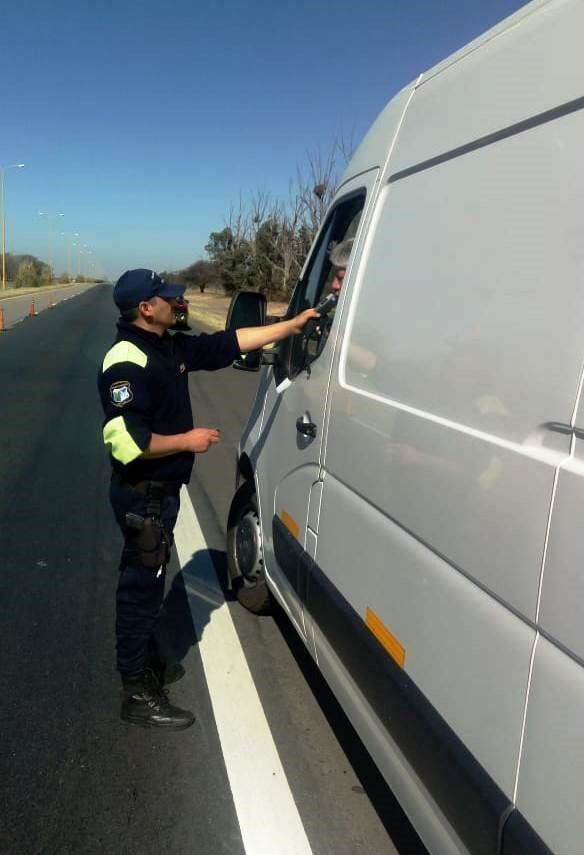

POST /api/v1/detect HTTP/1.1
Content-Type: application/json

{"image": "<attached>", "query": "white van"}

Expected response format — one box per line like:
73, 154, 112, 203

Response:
225, 1, 584, 852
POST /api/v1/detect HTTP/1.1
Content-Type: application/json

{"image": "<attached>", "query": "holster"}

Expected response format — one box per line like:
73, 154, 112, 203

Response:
123, 483, 173, 571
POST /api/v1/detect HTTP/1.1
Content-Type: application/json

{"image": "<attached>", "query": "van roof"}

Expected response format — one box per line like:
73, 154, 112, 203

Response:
418, 0, 551, 87
339, 0, 554, 186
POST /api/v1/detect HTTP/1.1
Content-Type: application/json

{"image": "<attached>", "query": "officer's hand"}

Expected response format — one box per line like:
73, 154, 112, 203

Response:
183, 427, 221, 453
287, 308, 320, 335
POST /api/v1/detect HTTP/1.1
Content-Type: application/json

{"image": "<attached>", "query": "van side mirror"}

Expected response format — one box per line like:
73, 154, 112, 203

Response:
226, 290, 267, 329
232, 351, 262, 372
226, 291, 267, 372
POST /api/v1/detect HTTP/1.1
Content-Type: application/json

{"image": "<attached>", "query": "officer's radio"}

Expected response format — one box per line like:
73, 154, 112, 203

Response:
170, 299, 191, 331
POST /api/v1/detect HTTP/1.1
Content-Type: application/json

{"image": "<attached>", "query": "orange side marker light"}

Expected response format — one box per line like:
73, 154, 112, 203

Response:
366, 608, 406, 668
280, 510, 300, 540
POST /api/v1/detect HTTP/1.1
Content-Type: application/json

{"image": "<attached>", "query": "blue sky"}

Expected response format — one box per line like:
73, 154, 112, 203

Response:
1, 0, 529, 280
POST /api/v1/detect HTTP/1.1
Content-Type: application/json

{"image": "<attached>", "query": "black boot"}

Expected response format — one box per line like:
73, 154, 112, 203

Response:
151, 660, 186, 687
147, 638, 186, 687
121, 669, 195, 730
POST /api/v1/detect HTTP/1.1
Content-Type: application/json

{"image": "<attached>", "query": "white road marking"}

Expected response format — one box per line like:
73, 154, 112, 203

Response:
174, 486, 314, 855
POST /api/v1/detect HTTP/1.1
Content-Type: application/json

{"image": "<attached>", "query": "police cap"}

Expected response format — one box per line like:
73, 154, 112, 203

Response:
113, 269, 185, 310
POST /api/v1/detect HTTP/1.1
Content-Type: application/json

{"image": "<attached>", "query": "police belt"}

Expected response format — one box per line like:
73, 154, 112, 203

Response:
111, 470, 182, 496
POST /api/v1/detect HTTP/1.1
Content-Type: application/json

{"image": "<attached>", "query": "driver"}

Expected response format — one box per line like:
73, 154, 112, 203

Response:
328, 237, 353, 298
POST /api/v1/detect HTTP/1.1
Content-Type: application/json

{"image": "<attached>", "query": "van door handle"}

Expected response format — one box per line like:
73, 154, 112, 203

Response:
543, 421, 584, 439
543, 421, 573, 435
296, 417, 317, 438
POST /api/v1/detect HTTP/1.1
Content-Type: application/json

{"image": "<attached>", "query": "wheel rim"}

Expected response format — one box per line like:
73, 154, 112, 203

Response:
235, 508, 263, 583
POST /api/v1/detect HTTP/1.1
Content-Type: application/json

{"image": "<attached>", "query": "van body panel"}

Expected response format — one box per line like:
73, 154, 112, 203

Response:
238, 368, 272, 472
307, 550, 518, 855
515, 635, 584, 854
312, 623, 469, 855
323, 389, 560, 619
337, 83, 416, 187
500, 809, 553, 855
347, 117, 584, 447
417, 0, 553, 88
315, 472, 534, 796
231, 2, 583, 851
252, 170, 379, 636
271, 464, 321, 633
389, 0, 584, 176
539, 441, 584, 659
327, 102, 584, 618
307, 479, 322, 534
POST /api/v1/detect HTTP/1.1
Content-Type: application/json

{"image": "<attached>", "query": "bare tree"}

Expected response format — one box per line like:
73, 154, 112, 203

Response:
224, 192, 251, 248
336, 128, 356, 166
202, 133, 356, 300
248, 189, 272, 279
268, 189, 304, 296
295, 145, 337, 241
249, 190, 271, 239
295, 133, 356, 241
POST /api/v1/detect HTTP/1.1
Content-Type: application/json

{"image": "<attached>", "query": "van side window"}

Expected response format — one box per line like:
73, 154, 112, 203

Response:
283, 191, 366, 380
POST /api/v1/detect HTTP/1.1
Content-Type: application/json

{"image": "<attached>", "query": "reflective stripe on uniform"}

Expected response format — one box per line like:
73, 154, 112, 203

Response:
103, 416, 143, 464
102, 340, 148, 372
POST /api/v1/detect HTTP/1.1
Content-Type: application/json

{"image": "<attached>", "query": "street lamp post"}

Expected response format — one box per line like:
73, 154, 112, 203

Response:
39, 211, 64, 281
72, 232, 79, 281
71, 240, 79, 281
80, 243, 91, 281
1, 163, 24, 290
61, 231, 79, 281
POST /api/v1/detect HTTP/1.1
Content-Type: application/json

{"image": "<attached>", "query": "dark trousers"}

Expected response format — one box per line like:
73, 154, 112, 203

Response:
109, 478, 180, 676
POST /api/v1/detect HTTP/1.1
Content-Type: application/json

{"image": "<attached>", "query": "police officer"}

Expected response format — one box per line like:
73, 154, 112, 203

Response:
98, 269, 318, 730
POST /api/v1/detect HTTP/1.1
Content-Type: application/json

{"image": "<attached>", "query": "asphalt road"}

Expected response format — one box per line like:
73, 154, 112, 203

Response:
0, 284, 426, 855
0, 282, 97, 330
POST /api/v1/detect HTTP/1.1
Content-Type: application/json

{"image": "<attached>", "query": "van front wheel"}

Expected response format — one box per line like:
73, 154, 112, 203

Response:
226, 483, 272, 614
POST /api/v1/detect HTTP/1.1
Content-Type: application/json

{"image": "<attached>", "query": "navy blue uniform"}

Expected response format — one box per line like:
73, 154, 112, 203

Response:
98, 320, 240, 675
98, 320, 240, 483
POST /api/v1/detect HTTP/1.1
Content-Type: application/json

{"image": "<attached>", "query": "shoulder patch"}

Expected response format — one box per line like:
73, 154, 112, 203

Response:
110, 380, 134, 407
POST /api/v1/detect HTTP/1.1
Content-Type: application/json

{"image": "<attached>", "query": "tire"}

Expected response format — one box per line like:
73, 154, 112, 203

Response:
226, 482, 272, 614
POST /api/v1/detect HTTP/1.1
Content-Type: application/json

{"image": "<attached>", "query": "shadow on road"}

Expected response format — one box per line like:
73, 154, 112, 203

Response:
158, 548, 231, 662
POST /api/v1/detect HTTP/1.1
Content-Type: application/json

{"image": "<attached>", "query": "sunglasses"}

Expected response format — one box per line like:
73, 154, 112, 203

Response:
160, 295, 188, 307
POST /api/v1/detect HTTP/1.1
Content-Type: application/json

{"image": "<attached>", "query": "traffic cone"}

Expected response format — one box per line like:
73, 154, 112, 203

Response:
0, 306, 5, 332
28, 300, 37, 318
48, 295, 54, 310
